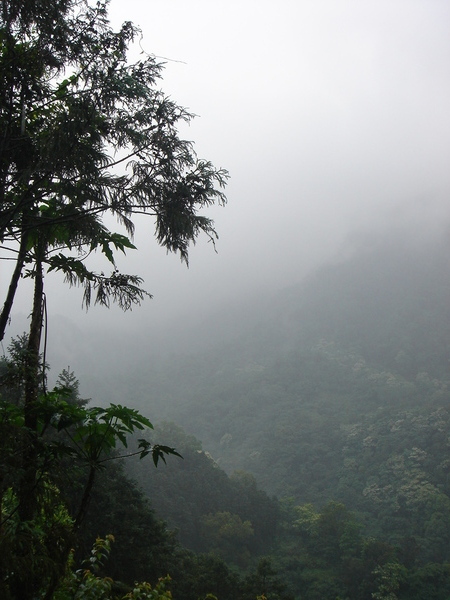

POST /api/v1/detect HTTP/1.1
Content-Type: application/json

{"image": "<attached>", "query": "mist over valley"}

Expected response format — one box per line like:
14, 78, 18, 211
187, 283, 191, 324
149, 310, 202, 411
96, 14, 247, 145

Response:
2, 1, 450, 597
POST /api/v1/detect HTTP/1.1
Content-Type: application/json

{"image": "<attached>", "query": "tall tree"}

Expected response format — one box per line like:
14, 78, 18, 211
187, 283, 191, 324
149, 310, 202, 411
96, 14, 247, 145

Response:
0, 0, 228, 338
0, 1, 227, 597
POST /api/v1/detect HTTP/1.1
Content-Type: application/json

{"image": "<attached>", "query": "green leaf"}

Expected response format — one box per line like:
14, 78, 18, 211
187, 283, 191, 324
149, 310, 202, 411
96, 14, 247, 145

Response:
151, 444, 183, 467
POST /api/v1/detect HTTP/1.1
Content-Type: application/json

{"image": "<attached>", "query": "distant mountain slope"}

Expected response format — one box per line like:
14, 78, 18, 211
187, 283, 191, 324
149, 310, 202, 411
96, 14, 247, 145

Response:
278, 229, 450, 378
125, 227, 450, 555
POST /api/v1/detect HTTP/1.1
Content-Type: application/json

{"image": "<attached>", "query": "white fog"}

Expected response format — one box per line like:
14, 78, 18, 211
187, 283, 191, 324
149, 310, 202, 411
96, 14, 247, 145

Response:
2, 0, 450, 386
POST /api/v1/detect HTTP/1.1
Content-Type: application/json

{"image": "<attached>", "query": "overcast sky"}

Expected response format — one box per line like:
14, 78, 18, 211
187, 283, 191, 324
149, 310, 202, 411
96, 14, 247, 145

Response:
104, 0, 450, 319
4, 0, 450, 359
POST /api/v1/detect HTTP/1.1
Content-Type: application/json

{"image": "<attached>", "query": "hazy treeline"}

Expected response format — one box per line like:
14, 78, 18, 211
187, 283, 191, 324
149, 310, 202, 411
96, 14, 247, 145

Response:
3, 227, 450, 598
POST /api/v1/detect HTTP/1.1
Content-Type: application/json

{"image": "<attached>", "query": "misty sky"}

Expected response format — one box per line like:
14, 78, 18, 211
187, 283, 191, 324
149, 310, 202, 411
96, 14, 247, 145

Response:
105, 0, 450, 318
3, 0, 450, 360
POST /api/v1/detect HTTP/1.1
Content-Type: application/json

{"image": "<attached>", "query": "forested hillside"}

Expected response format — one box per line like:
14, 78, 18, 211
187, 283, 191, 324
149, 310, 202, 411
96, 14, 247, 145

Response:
125, 228, 450, 564
4, 227, 450, 598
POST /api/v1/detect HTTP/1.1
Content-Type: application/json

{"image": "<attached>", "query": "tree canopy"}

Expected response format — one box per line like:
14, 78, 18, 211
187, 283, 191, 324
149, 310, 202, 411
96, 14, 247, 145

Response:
0, 1, 228, 597
0, 0, 228, 337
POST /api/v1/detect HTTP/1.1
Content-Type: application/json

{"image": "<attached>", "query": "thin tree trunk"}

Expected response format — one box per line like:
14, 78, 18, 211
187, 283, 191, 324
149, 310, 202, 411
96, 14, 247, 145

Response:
74, 465, 97, 530
18, 249, 44, 522
12, 248, 45, 600
0, 229, 28, 342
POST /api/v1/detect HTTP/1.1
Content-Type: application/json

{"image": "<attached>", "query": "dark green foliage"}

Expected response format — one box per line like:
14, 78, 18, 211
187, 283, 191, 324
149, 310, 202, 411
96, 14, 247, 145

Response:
0, 342, 181, 598
240, 557, 294, 600
52, 535, 175, 600
273, 501, 403, 600
1, 0, 228, 338
73, 460, 177, 586
169, 551, 240, 600
56, 368, 82, 404
1, 0, 227, 595
200, 511, 255, 568
126, 422, 279, 560
401, 563, 450, 600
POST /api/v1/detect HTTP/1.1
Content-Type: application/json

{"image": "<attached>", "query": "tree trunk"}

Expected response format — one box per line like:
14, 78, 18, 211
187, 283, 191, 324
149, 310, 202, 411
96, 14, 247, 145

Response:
0, 228, 28, 342
17, 250, 44, 522
12, 249, 45, 600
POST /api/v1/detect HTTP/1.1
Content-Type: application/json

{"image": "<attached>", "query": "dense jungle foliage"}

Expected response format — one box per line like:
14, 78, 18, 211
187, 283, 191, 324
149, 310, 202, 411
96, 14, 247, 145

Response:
3, 228, 450, 598
118, 228, 450, 598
